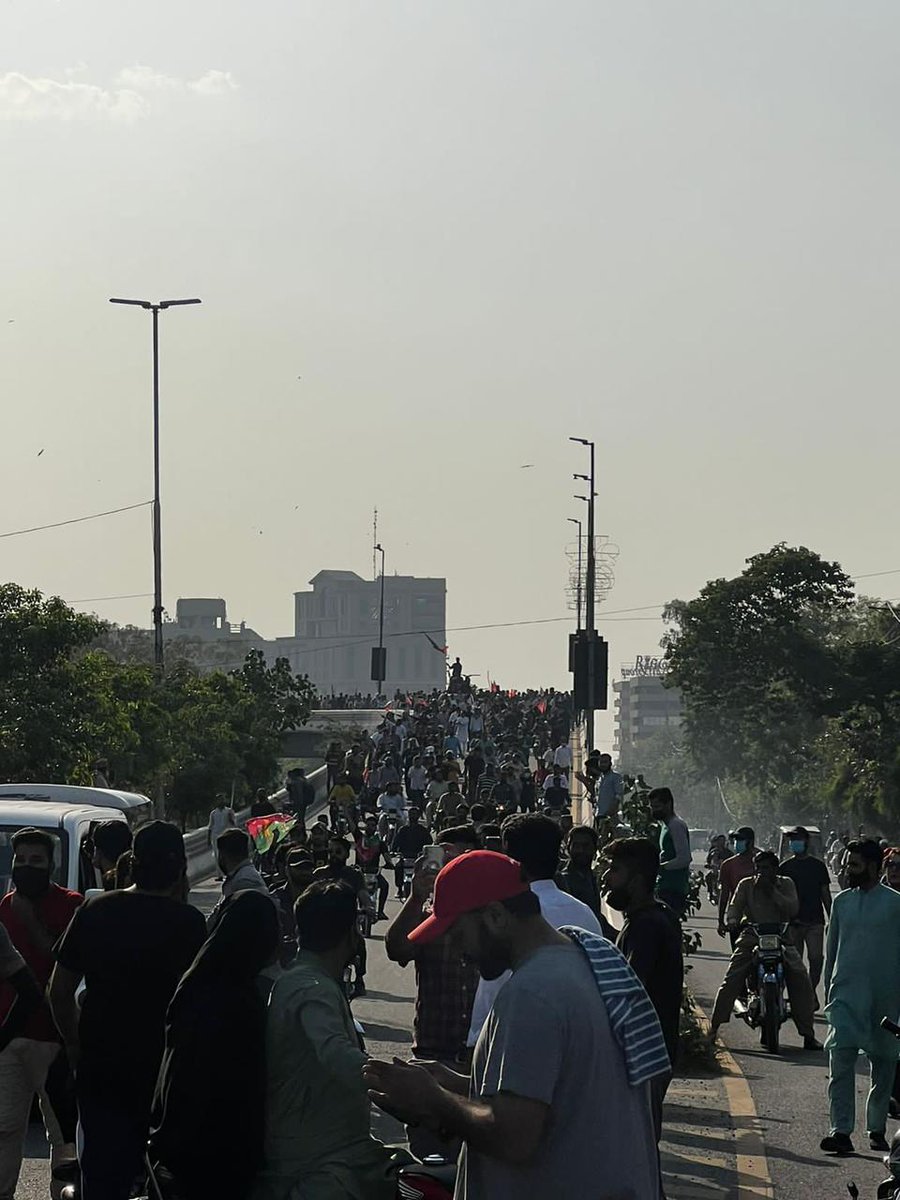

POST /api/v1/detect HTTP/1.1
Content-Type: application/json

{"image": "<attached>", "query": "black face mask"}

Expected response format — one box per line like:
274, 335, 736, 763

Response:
846, 868, 867, 889
606, 887, 630, 912
12, 864, 51, 899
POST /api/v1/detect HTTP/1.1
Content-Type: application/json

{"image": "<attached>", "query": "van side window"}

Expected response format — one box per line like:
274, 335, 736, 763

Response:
78, 831, 100, 895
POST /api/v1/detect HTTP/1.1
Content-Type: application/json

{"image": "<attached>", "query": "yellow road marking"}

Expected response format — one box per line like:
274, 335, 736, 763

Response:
689, 1000, 775, 1199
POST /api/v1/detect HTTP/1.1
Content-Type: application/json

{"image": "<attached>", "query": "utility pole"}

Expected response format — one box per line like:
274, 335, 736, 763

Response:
567, 516, 583, 632
110, 296, 201, 674
375, 542, 386, 695
571, 437, 597, 754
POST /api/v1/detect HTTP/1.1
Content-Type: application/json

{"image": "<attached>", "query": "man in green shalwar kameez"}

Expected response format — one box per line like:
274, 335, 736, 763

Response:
252, 882, 397, 1200
820, 840, 900, 1156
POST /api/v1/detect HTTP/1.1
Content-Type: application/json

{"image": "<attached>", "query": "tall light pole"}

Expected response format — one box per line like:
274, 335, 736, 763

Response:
571, 435, 596, 753
110, 297, 201, 674
567, 516, 583, 632
375, 542, 386, 695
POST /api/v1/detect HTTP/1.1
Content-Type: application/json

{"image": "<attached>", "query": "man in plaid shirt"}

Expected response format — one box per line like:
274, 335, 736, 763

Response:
385, 824, 481, 1158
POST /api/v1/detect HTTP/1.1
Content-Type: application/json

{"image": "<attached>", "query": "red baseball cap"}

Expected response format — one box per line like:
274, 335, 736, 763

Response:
407, 850, 529, 945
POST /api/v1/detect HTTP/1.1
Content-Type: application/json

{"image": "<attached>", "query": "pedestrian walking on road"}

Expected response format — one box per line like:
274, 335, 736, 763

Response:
207, 794, 236, 877
365, 851, 662, 1200
778, 825, 831, 1001
649, 788, 692, 917
820, 839, 900, 1156
0, 829, 81, 1200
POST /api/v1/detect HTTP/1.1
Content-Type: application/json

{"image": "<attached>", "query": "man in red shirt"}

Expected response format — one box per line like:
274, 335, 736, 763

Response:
717, 827, 756, 945
0, 828, 82, 1200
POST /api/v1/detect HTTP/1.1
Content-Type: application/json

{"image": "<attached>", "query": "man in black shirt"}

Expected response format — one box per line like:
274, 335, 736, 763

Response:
49, 822, 207, 1200
557, 825, 616, 933
313, 837, 371, 994
250, 788, 275, 819
390, 808, 432, 896
779, 825, 831, 1001
604, 836, 683, 1196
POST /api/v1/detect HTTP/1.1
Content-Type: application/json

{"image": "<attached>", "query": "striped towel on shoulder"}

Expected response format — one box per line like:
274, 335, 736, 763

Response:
561, 925, 671, 1087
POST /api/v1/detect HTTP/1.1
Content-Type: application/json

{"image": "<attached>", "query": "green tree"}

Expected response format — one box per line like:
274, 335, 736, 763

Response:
0, 584, 105, 780
663, 545, 854, 802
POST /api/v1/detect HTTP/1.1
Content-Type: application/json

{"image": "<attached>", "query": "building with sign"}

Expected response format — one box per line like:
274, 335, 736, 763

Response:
613, 657, 682, 767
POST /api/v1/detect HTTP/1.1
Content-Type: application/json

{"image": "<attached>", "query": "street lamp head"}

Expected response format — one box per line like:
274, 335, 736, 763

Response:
375, 543, 383, 553
109, 298, 152, 309
567, 517, 581, 527
573, 473, 589, 481
159, 298, 202, 309
569, 436, 589, 446
574, 494, 589, 503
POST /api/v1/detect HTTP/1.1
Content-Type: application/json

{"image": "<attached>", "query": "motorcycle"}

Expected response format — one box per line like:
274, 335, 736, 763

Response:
733, 922, 789, 1054
359, 874, 380, 937
399, 857, 416, 900
704, 866, 721, 905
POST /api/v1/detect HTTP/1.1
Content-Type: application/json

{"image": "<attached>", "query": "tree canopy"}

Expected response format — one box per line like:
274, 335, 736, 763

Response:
0, 584, 316, 827
663, 545, 900, 829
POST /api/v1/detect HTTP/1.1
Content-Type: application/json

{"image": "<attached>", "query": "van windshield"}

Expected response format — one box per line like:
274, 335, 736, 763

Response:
0, 827, 67, 896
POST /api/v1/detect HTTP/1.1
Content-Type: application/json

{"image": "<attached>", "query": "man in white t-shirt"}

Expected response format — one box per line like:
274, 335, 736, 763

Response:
467, 814, 602, 1045
207, 795, 236, 846
552, 741, 572, 772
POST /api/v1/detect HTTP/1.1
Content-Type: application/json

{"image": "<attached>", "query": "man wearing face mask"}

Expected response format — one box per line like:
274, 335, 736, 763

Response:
0, 828, 81, 1200
710, 851, 820, 1050
820, 839, 900, 1156
717, 827, 757, 944
778, 826, 831, 1003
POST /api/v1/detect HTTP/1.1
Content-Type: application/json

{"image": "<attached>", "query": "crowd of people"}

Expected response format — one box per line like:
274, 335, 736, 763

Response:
2, 678, 899, 1199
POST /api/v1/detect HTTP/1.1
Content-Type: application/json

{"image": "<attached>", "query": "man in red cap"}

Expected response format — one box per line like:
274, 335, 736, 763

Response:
364, 851, 659, 1199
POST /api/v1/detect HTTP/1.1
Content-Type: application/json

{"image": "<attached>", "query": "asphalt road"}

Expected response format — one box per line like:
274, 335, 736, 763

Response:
16, 869, 899, 1199
687, 878, 896, 1200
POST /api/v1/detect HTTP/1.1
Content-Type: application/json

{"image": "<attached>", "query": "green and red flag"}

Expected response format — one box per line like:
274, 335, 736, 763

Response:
247, 812, 296, 854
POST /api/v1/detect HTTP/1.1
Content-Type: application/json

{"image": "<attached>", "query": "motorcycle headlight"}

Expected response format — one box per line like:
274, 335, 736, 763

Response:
758, 934, 781, 952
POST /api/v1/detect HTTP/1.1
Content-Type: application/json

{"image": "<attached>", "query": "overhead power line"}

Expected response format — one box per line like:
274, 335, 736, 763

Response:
0, 501, 151, 540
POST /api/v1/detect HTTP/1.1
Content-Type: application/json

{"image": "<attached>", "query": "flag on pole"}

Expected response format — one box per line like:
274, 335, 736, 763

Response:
247, 813, 295, 854
423, 632, 448, 655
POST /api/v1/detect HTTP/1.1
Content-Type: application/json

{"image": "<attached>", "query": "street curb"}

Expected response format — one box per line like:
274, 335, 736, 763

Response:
686, 996, 775, 1199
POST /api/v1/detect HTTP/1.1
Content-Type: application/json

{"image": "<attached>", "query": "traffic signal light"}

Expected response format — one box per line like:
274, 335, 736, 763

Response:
570, 631, 608, 710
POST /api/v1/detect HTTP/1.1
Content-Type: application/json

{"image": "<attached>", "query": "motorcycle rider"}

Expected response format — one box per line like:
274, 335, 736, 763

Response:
709, 850, 821, 1050
778, 825, 831, 1003
376, 780, 406, 840
704, 834, 728, 901
312, 837, 373, 996
717, 827, 757, 946
353, 816, 392, 920
390, 808, 432, 898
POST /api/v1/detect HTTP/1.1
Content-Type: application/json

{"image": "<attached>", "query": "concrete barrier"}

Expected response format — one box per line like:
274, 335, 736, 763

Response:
184, 764, 329, 884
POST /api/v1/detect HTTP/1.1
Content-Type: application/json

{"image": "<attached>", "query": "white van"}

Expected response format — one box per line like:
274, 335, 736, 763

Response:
0, 784, 152, 829
0, 801, 130, 895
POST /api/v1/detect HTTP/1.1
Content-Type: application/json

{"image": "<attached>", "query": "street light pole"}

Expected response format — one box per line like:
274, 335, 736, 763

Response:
571, 436, 597, 753
375, 542, 386, 695
567, 517, 582, 632
110, 297, 201, 675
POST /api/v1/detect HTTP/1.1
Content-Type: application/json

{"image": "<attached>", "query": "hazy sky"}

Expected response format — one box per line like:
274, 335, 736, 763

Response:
3, 1, 899, 743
